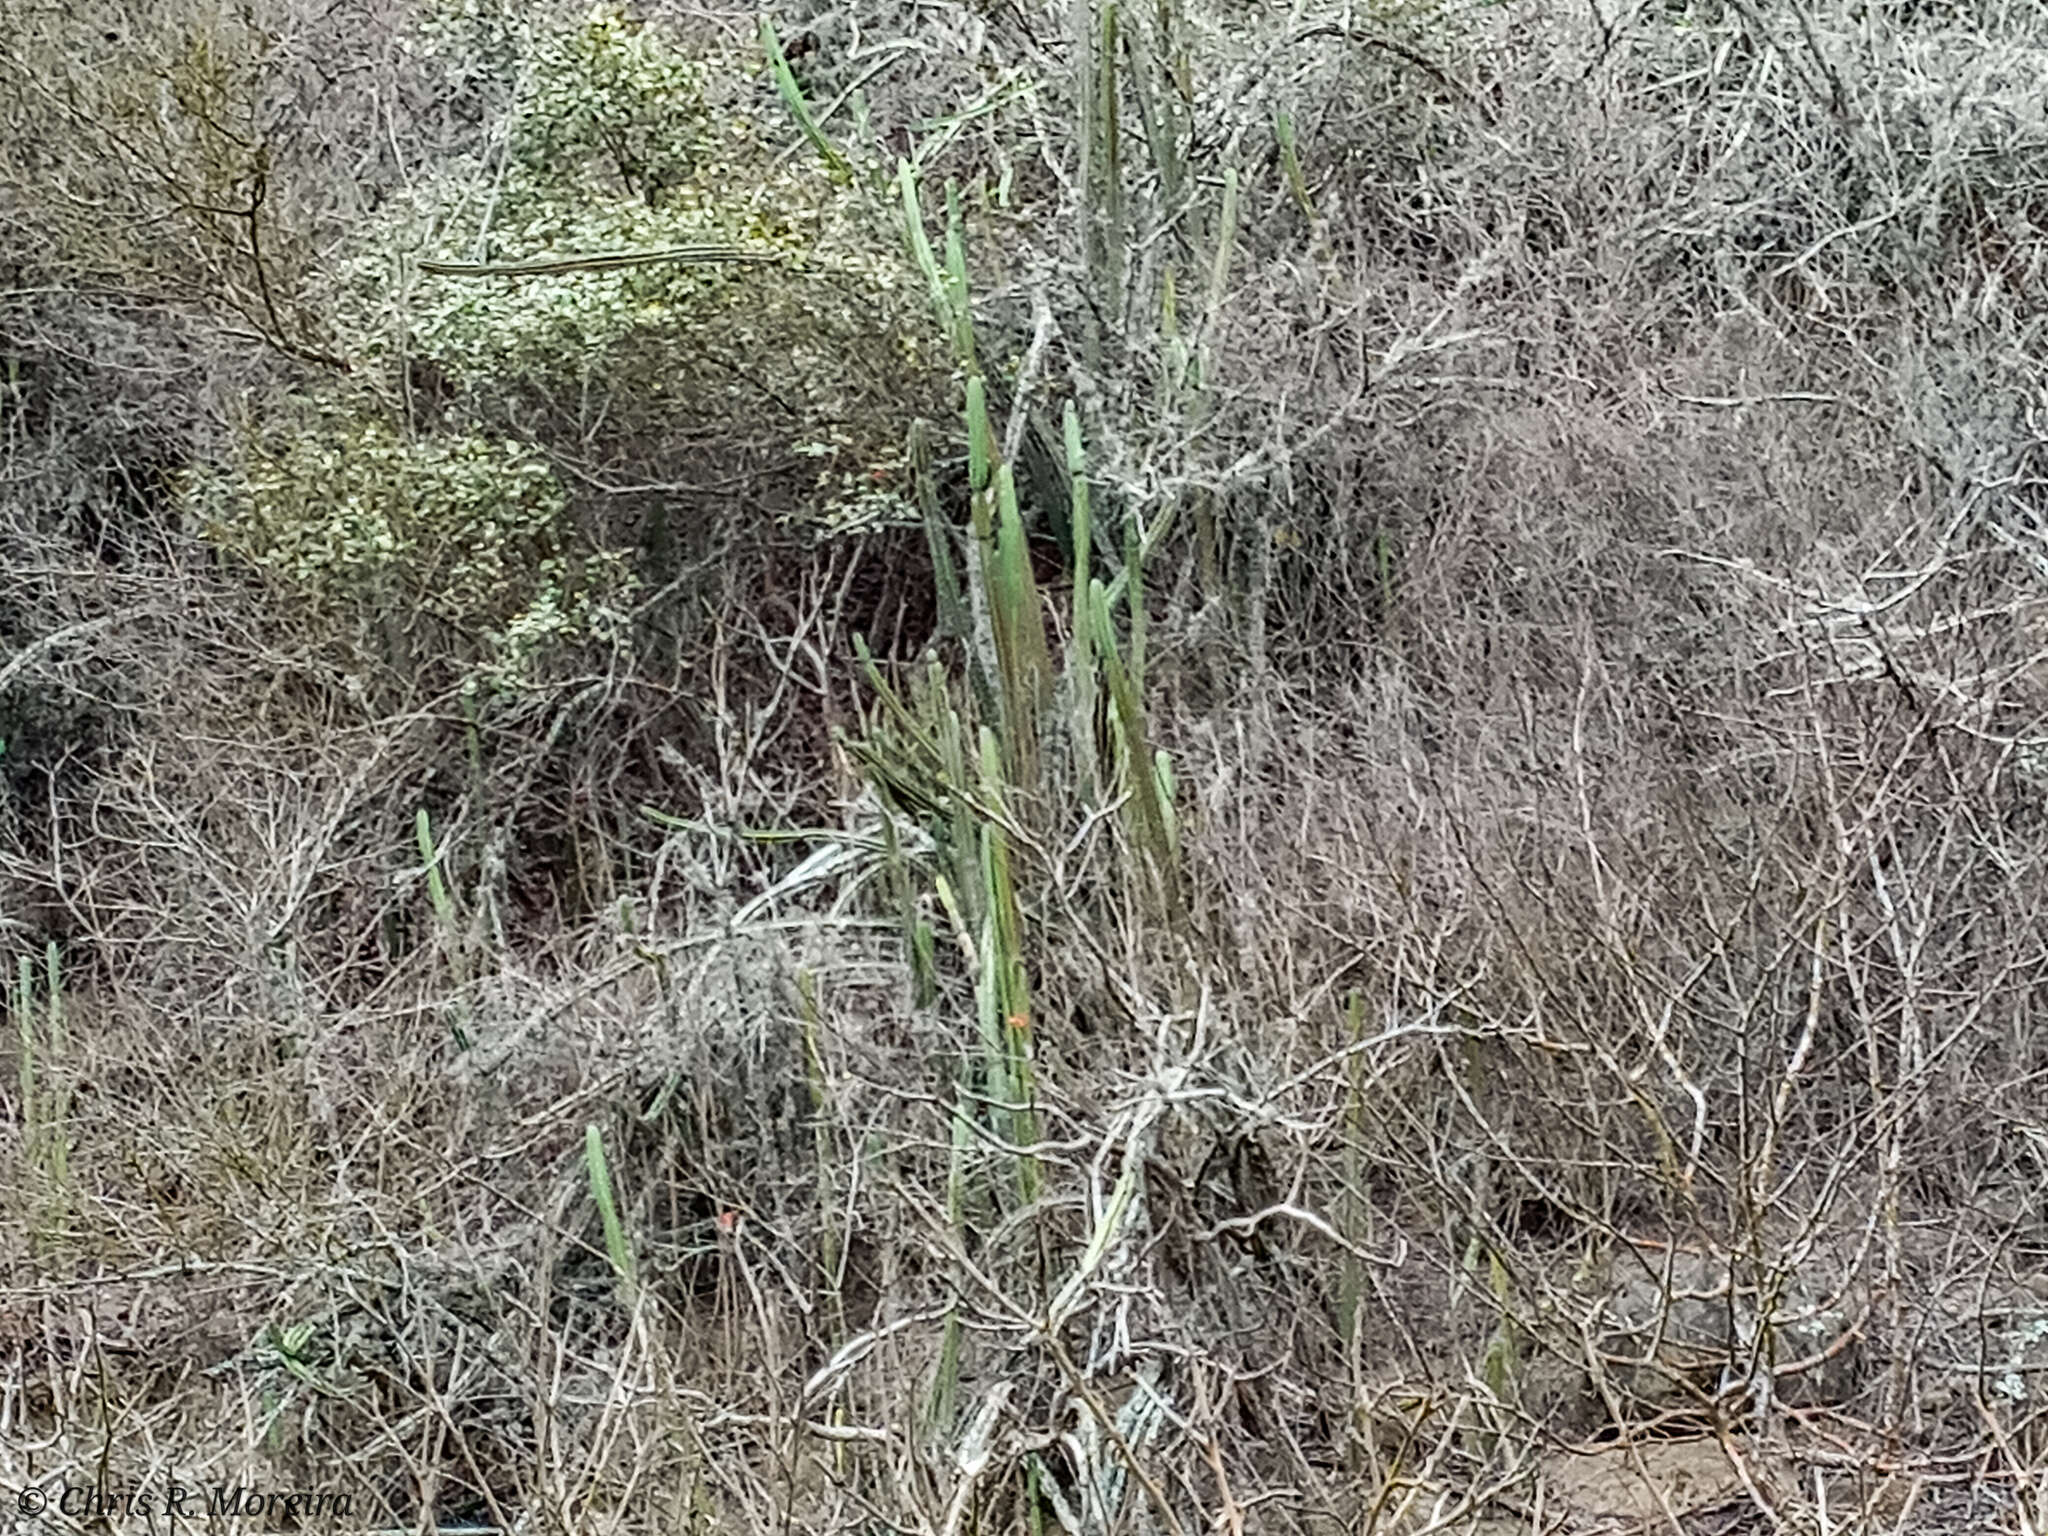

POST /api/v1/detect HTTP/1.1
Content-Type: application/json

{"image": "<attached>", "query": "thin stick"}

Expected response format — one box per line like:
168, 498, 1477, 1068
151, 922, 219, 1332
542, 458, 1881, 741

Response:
418, 246, 780, 278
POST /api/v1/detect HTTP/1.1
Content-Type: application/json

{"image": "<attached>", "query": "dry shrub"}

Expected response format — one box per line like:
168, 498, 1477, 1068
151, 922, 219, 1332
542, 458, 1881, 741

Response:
6, 0, 2048, 1531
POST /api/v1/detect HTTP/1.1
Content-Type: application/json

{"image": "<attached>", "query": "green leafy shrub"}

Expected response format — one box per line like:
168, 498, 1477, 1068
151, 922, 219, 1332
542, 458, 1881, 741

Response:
345, 2, 948, 533
513, 4, 715, 201
189, 409, 631, 689
180, 0, 948, 696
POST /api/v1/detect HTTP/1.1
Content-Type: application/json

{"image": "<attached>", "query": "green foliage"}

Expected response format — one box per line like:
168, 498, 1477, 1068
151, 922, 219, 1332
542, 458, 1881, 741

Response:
411, 0, 531, 88
344, 4, 946, 534
584, 1123, 637, 1306
12, 943, 72, 1255
416, 808, 459, 936
843, 175, 1197, 1369
171, 0, 947, 691
515, 5, 716, 200
759, 16, 850, 182
153, 0, 951, 692
415, 807, 477, 1048
189, 410, 630, 688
